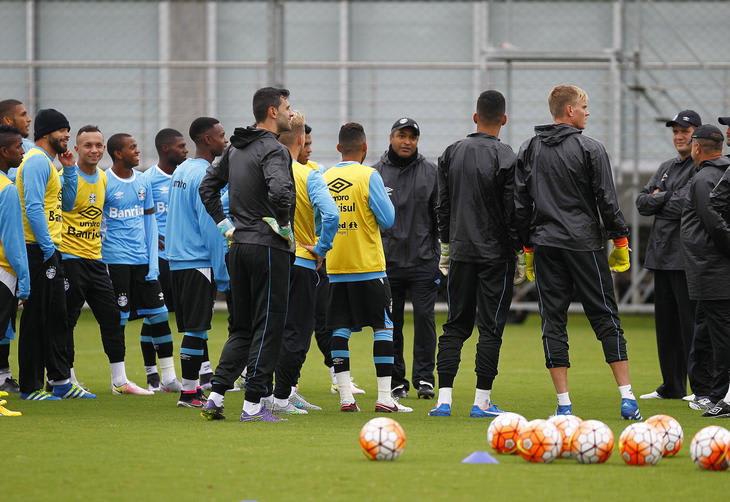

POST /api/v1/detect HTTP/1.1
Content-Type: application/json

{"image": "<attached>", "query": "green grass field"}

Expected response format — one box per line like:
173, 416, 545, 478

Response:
3, 312, 729, 501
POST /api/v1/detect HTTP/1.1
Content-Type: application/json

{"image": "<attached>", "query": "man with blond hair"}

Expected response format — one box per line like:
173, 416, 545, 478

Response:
514, 84, 641, 420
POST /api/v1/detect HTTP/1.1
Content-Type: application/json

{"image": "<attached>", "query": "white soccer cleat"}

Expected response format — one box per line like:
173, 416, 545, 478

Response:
639, 391, 664, 400
330, 376, 366, 395
272, 401, 308, 415
682, 394, 695, 402
289, 390, 322, 411
160, 379, 183, 393
112, 381, 155, 396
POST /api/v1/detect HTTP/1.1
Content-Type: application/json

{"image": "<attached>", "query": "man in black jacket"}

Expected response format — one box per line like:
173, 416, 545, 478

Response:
681, 124, 730, 417
515, 84, 641, 420
429, 90, 518, 418
199, 87, 295, 422
374, 118, 439, 400
636, 110, 700, 401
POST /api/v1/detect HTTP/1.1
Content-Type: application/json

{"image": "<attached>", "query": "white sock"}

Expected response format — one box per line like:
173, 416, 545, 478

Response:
290, 386, 297, 398
336, 370, 355, 404
50, 378, 70, 386
110, 362, 128, 387
209, 391, 224, 407
182, 378, 198, 392
274, 397, 289, 408
243, 399, 261, 415
557, 392, 571, 406
474, 388, 491, 408
144, 365, 158, 376
199, 361, 212, 375
159, 357, 176, 383
70, 368, 79, 385
377, 376, 394, 405
329, 366, 336, 385
618, 385, 635, 400
437, 387, 453, 406
0, 369, 10, 382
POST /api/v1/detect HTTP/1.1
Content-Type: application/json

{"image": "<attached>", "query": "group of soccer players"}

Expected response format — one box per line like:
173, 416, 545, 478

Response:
2, 82, 729, 422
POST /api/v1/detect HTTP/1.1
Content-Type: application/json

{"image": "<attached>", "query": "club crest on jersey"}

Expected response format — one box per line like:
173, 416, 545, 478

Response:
137, 187, 147, 201
385, 186, 394, 196
46, 266, 56, 279
64, 278, 70, 291
158, 292, 165, 302
118, 294, 128, 307
89, 193, 96, 204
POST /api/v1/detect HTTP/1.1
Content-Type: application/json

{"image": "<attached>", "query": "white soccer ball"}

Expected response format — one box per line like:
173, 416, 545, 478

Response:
359, 417, 407, 461
571, 419, 614, 464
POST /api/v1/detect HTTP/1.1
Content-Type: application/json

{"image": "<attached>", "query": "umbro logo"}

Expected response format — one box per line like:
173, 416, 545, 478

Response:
385, 186, 394, 196
160, 186, 169, 194
79, 206, 102, 220
113, 191, 124, 200
328, 177, 353, 194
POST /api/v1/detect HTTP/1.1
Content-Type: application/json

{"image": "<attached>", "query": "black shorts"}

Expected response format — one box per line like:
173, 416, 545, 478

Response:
170, 267, 216, 332
327, 277, 393, 331
158, 257, 176, 313
0, 280, 17, 341
107, 264, 167, 321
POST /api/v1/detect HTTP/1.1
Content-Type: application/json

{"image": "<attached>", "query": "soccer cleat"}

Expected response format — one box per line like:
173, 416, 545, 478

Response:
682, 393, 695, 402
375, 400, 413, 413
195, 387, 208, 402
240, 407, 286, 423
261, 395, 275, 410
112, 381, 154, 396
469, 403, 506, 418
639, 391, 664, 400
350, 378, 366, 395
0, 399, 22, 417
620, 398, 642, 420
229, 375, 245, 392
160, 379, 183, 393
147, 373, 161, 392
428, 403, 452, 417
272, 401, 308, 415
340, 401, 360, 412
289, 390, 322, 411
0, 377, 20, 393
53, 383, 97, 399
417, 382, 435, 400
554, 404, 573, 416
702, 400, 730, 418
0, 391, 7, 397
391, 385, 408, 399
201, 399, 225, 420
177, 391, 205, 408
689, 397, 715, 411
199, 372, 213, 391
20, 390, 60, 401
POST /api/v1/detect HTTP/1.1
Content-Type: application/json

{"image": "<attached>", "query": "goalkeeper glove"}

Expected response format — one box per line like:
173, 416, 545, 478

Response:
439, 243, 450, 276
514, 250, 527, 285
217, 218, 235, 240
263, 217, 295, 251
523, 247, 535, 282
608, 237, 630, 273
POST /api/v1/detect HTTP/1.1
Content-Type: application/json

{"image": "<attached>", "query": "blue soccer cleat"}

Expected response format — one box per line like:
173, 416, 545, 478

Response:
52, 382, 96, 399
428, 403, 452, 417
620, 398, 642, 420
469, 403, 506, 418
555, 404, 573, 416
20, 390, 60, 401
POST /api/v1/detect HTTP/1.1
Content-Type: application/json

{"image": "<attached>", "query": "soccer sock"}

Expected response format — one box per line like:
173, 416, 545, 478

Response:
145, 365, 159, 376
618, 385, 635, 400
209, 391, 224, 407
329, 366, 336, 385
474, 388, 491, 407
437, 387, 453, 406
159, 357, 177, 384
377, 376, 393, 405
336, 371, 355, 404
110, 362, 128, 387
69, 368, 79, 385
557, 392, 571, 406
49, 378, 71, 386
274, 397, 288, 408
243, 400, 261, 415
0, 367, 10, 382
143, 312, 174, 359
199, 342, 212, 375
373, 329, 394, 378
180, 331, 207, 390
331, 328, 351, 373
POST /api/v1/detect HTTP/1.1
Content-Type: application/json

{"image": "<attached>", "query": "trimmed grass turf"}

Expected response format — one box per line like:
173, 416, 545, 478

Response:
4, 312, 729, 501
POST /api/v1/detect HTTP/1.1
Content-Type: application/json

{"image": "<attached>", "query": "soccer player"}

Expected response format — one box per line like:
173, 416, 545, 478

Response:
323, 122, 410, 413
514, 84, 641, 420
61, 125, 152, 396
166, 117, 229, 408
374, 117, 439, 401
102, 133, 180, 393
429, 91, 518, 418
0, 99, 33, 183
16, 109, 95, 400
636, 110, 701, 401
200, 87, 294, 423
270, 112, 338, 414
682, 124, 730, 417
0, 126, 29, 396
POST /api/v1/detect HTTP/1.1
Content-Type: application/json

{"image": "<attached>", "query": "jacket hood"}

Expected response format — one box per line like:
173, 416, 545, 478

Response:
230, 126, 272, 149
700, 155, 730, 171
380, 148, 422, 168
534, 123, 582, 146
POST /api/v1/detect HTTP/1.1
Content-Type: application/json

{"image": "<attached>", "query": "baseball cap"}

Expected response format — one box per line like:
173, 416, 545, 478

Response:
718, 117, 730, 126
665, 110, 701, 128
391, 117, 420, 136
691, 124, 724, 143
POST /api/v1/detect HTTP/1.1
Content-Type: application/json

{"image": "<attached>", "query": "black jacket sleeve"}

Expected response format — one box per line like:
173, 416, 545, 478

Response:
429, 167, 440, 247
587, 141, 629, 240
497, 148, 520, 251
710, 168, 730, 224
697, 173, 730, 257
199, 146, 230, 224
513, 140, 534, 247
437, 146, 452, 243
636, 166, 670, 217
659, 185, 689, 220
262, 147, 294, 227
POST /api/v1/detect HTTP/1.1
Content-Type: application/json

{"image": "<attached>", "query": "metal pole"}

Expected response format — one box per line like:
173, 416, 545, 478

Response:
505, 59, 512, 146
267, 0, 285, 87
25, 0, 36, 113
339, 0, 349, 126
206, 1, 217, 117
158, 1, 170, 129
630, 1, 643, 304
611, 0, 623, 183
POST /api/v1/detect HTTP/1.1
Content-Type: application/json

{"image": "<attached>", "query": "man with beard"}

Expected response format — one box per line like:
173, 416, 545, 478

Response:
0, 99, 34, 182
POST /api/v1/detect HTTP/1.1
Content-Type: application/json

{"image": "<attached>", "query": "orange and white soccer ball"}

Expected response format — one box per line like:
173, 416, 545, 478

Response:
619, 423, 663, 466
547, 415, 582, 459
359, 417, 406, 461
645, 414, 683, 457
690, 426, 730, 471
488, 412, 528, 454
571, 419, 614, 464
516, 419, 562, 463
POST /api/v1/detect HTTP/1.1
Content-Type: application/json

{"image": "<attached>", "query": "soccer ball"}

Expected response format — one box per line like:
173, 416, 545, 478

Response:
571, 419, 614, 464
488, 412, 528, 454
516, 419, 562, 463
618, 423, 663, 466
645, 414, 683, 457
690, 426, 730, 471
359, 417, 406, 461
547, 415, 582, 458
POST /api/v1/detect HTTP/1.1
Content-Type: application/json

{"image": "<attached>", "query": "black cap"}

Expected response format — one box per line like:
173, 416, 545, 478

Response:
718, 117, 730, 126
304, 124, 312, 135
665, 110, 701, 128
391, 117, 420, 136
34, 108, 70, 140
691, 124, 724, 143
